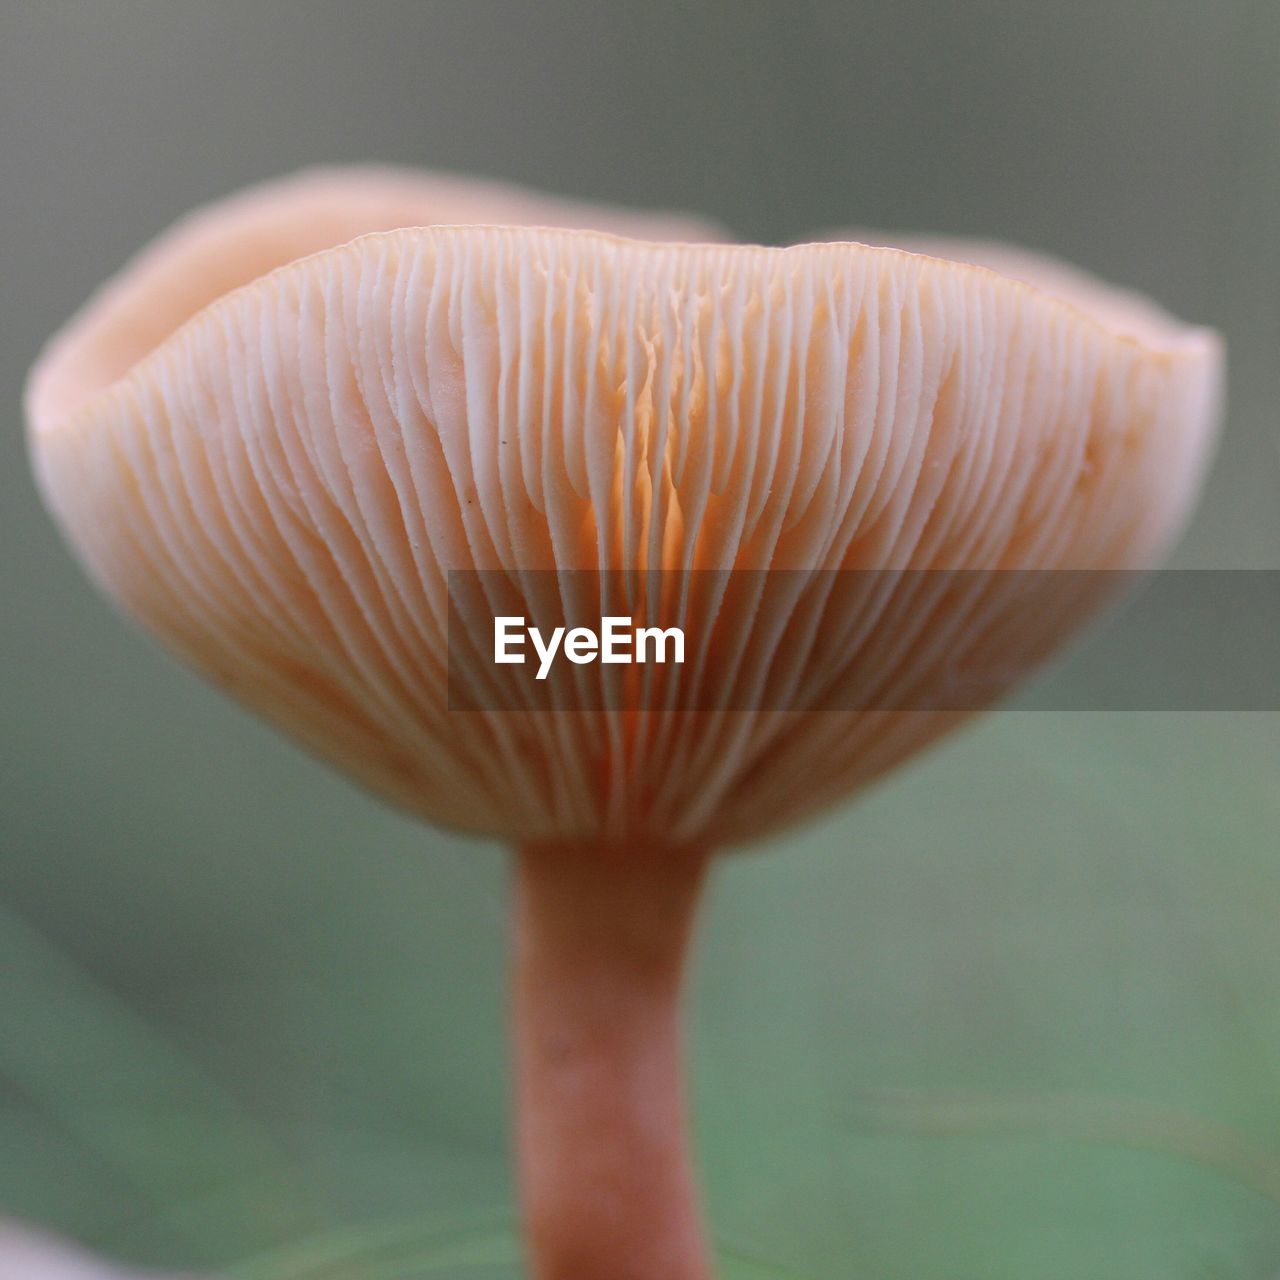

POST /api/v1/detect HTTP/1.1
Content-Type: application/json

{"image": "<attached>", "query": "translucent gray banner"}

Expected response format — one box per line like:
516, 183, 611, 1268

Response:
445, 570, 1280, 713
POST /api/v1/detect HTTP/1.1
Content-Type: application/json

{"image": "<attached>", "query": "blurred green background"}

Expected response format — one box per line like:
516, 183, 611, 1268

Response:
2, 2, 1279, 1276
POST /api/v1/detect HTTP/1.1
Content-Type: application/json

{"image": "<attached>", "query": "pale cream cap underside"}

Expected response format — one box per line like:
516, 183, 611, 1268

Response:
27, 168, 1223, 845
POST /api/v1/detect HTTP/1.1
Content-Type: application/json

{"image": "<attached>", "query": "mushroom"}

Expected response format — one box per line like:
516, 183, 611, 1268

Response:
26, 167, 1223, 1279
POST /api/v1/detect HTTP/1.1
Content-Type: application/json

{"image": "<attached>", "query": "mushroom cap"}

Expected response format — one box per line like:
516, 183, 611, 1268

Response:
27, 172, 1223, 846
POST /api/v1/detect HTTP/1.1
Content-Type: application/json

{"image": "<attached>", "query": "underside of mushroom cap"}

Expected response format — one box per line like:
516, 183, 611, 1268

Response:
27, 186, 1224, 845
813, 227, 1207, 356
26, 165, 724, 434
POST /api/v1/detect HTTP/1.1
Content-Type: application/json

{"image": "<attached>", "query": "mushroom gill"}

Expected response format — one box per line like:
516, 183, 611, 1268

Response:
29, 200, 1221, 845
26, 169, 1223, 1280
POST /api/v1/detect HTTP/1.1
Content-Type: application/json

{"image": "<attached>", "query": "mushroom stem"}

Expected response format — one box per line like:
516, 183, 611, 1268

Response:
513, 841, 713, 1280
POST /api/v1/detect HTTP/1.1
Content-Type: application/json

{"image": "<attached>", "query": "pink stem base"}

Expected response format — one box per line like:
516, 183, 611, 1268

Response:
512, 841, 712, 1280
